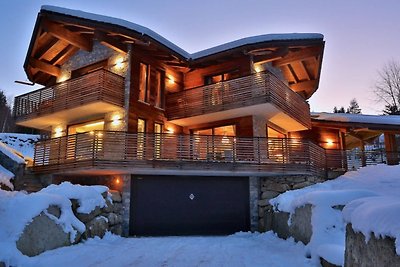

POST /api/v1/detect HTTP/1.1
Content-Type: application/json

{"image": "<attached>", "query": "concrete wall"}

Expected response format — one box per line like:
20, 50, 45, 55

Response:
345, 224, 400, 267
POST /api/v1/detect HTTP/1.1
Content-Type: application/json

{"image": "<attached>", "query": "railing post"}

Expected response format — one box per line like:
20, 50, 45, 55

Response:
257, 137, 261, 164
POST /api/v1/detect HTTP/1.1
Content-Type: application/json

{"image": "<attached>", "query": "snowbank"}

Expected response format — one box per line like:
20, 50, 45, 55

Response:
270, 164, 400, 265
0, 142, 25, 164
0, 164, 14, 189
311, 112, 400, 125
0, 133, 39, 160
0, 182, 110, 265
343, 196, 400, 254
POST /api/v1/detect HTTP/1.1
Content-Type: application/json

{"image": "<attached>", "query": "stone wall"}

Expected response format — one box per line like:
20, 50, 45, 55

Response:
258, 175, 322, 231
16, 190, 123, 257
0, 150, 25, 190
345, 224, 400, 267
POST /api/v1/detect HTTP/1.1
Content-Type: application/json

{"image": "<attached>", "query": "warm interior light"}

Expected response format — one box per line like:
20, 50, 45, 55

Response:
167, 128, 174, 134
54, 126, 63, 137
115, 177, 120, 184
254, 65, 262, 73
168, 77, 175, 84
57, 74, 69, 83
326, 139, 334, 146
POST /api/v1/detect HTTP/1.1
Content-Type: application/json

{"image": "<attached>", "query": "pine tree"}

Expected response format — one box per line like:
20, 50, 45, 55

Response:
346, 98, 362, 114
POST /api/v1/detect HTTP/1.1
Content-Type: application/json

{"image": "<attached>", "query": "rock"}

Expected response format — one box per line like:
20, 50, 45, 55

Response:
261, 190, 279, 199
76, 206, 101, 223
103, 199, 114, 213
16, 212, 71, 256
0, 262, 5, 267
258, 199, 270, 207
85, 216, 108, 239
110, 224, 123, 235
292, 181, 313, 190
267, 183, 290, 193
101, 191, 108, 199
106, 213, 123, 225
47, 205, 61, 218
109, 190, 122, 202
113, 202, 123, 213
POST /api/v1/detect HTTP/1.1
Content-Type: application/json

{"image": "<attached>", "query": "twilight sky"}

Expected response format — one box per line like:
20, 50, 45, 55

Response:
1, 0, 399, 114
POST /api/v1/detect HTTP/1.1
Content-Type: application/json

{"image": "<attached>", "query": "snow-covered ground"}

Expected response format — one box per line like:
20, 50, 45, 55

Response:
0, 133, 39, 159
19, 232, 313, 267
271, 164, 400, 266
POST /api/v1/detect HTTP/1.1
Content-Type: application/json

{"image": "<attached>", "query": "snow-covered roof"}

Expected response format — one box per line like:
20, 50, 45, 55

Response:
311, 112, 400, 126
41, 5, 324, 60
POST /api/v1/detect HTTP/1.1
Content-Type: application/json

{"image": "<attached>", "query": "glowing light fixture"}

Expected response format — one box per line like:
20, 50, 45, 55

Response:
254, 65, 262, 73
167, 128, 174, 134
326, 139, 334, 146
168, 77, 175, 84
54, 126, 63, 137
111, 114, 121, 126
114, 57, 125, 69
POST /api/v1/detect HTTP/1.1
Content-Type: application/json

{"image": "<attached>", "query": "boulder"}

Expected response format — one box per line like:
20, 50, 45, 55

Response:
85, 216, 108, 239
16, 212, 71, 256
110, 224, 123, 235
109, 190, 122, 202
106, 213, 123, 225
76, 206, 101, 223
261, 190, 279, 199
102, 199, 115, 213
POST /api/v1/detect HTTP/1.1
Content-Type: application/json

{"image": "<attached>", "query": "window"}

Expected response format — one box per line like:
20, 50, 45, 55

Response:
139, 63, 149, 102
68, 120, 104, 135
154, 123, 162, 159
154, 70, 164, 109
204, 69, 240, 85
204, 70, 240, 106
137, 118, 146, 158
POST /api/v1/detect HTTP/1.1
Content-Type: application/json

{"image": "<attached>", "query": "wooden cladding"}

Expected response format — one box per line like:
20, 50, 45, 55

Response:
14, 69, 124, 121
166, 71, 311, 128
32, 131, 326, 177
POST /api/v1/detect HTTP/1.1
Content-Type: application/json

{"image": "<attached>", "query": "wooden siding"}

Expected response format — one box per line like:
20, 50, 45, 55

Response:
166, 71, 311, 128
14, 69, 124, 122
32, 131, 326, 177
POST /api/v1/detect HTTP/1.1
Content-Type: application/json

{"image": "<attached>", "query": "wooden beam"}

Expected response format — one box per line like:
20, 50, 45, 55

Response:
252, 47, 289, 64
42, 20, 92, 51
94, 31, 127, 54
30, 58, 61, 77
273, 46, 321, 67
289, 79, 316, 92
51, 45, 79, 66
298, 61, 311, 80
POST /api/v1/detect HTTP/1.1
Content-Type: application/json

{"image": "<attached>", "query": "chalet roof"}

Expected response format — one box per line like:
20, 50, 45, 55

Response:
41, 5, 324, 61
311, 112, 400, 126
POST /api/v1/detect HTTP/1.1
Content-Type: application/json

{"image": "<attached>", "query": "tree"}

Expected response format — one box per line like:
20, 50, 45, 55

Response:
346, 98, 362, 114
373, 60, 400, 115
333, 106, 346, 113
0, 90, 15, 132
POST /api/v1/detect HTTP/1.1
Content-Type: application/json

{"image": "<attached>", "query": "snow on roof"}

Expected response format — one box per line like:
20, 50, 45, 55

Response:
311, 112, 400, 126
0, 133, 39, 159
41, 5, 324, 60
0, 142, 25, 164
0, 164, 14, 190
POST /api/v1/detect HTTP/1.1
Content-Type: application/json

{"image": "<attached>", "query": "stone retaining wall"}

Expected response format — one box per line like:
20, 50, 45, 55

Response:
16, 190, 123, 257
345, 224, 400, 267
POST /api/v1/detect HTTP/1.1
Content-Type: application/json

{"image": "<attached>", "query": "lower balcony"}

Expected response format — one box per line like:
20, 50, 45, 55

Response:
32, 131, 326, 177
13, 69, 125, 129
166, 71, 311, 131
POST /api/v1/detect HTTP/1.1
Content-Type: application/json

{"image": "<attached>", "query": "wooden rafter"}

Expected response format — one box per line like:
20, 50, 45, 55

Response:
42, 20, 92, 51
51, 45, 79, 65
94, 31, 127, 54
289, 79, 316, 92
30, 57, 61, 77
252, 47, 289, 64
298, 61, 311, 81
273, 46, 321, 67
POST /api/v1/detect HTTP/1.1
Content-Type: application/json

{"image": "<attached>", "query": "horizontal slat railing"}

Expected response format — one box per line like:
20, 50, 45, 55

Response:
166, 71, 311, 128
33, 131, 326, 176
14, 69, 125, 121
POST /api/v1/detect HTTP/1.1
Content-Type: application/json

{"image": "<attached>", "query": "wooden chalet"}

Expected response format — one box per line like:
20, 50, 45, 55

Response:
13, 6, 399, 236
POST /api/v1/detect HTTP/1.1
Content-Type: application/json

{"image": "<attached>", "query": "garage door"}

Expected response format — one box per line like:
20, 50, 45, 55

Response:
130, 175, 250, 236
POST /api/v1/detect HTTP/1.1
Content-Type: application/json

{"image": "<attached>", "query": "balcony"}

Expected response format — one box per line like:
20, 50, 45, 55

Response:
166, 71, 311, 131
32, 131, 326, 177
14, 69, 125, 129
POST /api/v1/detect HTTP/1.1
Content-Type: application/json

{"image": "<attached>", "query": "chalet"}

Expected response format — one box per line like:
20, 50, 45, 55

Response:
13, 6, 399, 236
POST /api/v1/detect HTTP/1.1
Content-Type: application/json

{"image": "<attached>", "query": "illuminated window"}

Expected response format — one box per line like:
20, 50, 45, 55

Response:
137, 118, 146, 158
154, 70, 165, 109
139, 63, 149, 102
154, 123, 162, 159
68, 120, 104, 135
267, 127, 286, 138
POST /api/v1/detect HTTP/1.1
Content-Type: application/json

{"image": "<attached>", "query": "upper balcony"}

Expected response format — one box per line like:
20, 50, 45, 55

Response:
166, 71, 311, 131
14, 69, 125, 129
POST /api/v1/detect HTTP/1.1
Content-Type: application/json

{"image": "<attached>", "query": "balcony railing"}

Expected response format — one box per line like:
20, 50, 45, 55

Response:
32, 131, 326, 177
14, 69, 125, 121
166, 71, 311, 128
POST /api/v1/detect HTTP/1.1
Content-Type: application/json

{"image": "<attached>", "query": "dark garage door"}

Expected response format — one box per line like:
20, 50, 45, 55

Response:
130, 175, 250, 236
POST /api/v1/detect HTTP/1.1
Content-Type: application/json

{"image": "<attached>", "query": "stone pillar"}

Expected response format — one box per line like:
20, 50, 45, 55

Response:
384, 133, 399, 165
249, 176, 260, 232
121, 174, 131, 236
252, 116, 267, 162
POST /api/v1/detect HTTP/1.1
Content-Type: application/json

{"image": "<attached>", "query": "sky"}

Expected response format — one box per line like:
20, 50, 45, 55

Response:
0, 0, 399, 114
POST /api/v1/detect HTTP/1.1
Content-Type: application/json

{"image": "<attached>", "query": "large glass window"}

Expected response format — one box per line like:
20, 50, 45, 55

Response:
139, 63, 149, 102
154, 70, 164, 109
137, 118, 146, 158
68, 120, 104, 135
154, 123, 162, 159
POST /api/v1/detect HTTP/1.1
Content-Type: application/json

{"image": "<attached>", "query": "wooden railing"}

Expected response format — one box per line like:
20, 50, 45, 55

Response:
32, 131, 326, 176
166, 71, 311, 128
14, 69, 125, 121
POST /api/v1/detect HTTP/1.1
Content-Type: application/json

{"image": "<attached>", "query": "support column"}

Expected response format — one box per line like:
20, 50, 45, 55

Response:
360, 140, 366, 167
121, 174, 131, 236
249, 176, 260, 232
384, 133, 399, 165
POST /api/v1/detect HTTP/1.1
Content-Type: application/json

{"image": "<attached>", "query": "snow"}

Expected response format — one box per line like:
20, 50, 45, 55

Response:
343, 196, 400, 254
0, 182, 112, 265
0, 164, 14, 190
0, 142, 25, 164
18, 232, 314, 267
270, 164, 400, 265
311, 112, 400, 125
0, 133, 39, 160
41, 5, 323, 60
40, 182, 109, 214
